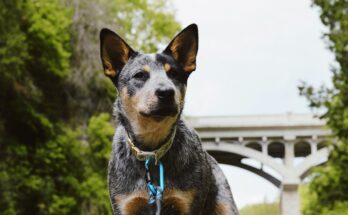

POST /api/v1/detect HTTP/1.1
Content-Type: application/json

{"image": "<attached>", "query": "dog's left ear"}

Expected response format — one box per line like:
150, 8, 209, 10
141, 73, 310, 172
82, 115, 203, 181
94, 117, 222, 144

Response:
163, 24, 198, 73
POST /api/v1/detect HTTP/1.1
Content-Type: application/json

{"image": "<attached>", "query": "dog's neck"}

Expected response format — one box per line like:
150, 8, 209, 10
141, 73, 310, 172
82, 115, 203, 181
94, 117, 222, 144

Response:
115, 102, 178, 150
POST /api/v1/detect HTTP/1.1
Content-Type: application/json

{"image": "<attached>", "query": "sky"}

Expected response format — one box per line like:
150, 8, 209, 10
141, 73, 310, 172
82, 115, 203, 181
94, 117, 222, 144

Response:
172, 0, 334, 209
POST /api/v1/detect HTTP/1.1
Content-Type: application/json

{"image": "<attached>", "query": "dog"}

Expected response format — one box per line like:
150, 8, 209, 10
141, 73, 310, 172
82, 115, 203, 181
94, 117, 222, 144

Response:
100, 24, 239, 215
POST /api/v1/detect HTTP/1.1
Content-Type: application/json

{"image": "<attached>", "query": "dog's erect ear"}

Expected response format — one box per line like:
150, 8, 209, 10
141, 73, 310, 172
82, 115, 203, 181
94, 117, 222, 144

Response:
100, 28, 135, 78
163, 24, 198, 73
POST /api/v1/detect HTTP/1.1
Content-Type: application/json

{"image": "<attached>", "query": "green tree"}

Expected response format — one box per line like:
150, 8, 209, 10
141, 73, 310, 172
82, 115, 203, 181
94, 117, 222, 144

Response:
301, 184, 348, 215
0, 0, 74, 213
240, 202, 279, 215
299, 0, 348, 214
0, 0, 180, 214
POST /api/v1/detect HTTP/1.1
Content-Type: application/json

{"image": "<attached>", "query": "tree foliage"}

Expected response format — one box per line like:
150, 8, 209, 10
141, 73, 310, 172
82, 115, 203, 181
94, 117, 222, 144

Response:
0, 0, 180, 214
240, 202, 279, 215
301, 184, 348, 215
299, 0, 348, 214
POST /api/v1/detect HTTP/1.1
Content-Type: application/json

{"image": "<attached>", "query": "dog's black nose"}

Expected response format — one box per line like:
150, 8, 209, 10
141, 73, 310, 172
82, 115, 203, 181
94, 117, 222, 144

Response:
155, 88, 175, 101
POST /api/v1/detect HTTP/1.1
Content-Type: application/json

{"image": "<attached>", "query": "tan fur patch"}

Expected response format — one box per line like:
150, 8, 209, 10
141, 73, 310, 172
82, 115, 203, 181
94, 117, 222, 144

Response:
137, 116, 177, 148
163, 189, 195, 214
115, 189, 195, 215
169, 37, 182, 61
101, 55, 117, 77
143, 64, 151, 72
115, 190, 148, 215
119, 42, 130, 64
213, 202, 232, 215
105, 68, 116, 77
183, 62, 196, 73
164, 63, 171, 72
121, 87, 179, 148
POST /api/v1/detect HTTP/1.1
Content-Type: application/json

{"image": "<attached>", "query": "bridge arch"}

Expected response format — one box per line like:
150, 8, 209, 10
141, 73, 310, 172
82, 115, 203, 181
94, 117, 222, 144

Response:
205, 142, 289, 178
295, 147, 329, 179
207, 149, 281, 187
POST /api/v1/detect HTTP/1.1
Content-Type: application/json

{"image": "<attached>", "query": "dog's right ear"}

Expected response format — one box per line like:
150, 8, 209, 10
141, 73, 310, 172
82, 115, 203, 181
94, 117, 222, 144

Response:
163, 24, 198, 73
100, 28, 135, 79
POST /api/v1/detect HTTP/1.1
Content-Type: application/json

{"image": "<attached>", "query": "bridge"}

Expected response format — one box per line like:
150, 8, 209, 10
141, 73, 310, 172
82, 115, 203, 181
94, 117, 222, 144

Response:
186, 113, 331, 215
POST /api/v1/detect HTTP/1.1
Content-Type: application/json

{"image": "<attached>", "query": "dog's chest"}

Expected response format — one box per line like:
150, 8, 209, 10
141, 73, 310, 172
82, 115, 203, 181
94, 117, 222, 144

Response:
115, 188, 195, 215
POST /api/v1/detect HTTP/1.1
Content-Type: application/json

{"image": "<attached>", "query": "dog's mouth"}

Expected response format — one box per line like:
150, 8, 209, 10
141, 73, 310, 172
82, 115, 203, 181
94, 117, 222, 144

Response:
140, 105, 178, 121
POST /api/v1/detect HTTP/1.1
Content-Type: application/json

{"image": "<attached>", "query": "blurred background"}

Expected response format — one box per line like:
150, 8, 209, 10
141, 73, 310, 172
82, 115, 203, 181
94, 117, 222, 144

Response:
0, 0, 347, 214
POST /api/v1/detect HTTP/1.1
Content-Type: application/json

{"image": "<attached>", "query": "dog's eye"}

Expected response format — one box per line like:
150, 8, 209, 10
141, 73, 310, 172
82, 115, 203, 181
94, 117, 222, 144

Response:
133, 72, 146, 80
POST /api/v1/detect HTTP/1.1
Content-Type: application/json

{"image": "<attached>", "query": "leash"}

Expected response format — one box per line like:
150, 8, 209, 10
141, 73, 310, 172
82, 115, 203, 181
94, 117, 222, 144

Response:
125, 128, 176, 214
145, 158, 164, 215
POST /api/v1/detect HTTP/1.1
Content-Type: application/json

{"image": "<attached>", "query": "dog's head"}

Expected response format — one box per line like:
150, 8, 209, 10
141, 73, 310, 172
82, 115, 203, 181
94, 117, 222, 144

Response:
100, 24, 198, 146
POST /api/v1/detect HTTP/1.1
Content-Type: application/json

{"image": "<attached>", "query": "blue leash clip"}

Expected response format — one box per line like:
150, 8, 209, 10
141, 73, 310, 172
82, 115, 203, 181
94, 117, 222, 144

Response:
145, 158, 164, 215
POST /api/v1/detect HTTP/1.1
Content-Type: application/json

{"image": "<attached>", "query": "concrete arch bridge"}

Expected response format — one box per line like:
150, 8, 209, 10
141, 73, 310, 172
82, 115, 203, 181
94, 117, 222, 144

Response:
186, 113, 331, 215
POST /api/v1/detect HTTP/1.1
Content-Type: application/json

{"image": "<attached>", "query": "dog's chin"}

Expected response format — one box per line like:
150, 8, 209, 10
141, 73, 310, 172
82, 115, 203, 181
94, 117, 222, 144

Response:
140, 107, 178, 122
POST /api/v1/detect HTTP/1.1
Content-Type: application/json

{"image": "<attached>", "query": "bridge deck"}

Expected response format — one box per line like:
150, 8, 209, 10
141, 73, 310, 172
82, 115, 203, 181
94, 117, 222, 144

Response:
186, 113, 331, 158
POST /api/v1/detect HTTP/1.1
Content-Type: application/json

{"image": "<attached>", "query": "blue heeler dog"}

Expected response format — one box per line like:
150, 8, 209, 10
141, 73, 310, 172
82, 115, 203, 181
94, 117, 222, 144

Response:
100, 24, 239, 215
